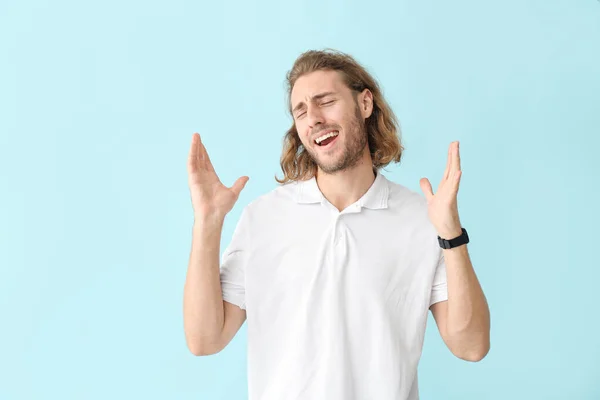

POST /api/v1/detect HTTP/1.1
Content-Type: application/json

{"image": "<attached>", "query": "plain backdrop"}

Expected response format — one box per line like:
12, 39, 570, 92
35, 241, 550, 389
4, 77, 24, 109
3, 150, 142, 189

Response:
1, 0, 599, 399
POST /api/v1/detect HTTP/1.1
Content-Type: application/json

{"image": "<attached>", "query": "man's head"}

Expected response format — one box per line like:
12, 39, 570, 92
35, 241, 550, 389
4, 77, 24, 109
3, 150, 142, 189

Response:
276, 49, 403, 183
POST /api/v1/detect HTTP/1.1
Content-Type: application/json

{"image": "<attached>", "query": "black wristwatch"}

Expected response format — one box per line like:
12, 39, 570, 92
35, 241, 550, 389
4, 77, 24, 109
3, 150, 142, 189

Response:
438, 228, 469, 249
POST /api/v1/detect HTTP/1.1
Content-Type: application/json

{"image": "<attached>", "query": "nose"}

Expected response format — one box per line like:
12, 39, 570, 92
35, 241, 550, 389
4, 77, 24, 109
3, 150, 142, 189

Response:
306, 104, 324, 129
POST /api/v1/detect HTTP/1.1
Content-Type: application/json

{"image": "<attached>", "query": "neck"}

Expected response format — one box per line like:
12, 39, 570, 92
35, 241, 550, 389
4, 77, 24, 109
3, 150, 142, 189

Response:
315, 151, 376, 212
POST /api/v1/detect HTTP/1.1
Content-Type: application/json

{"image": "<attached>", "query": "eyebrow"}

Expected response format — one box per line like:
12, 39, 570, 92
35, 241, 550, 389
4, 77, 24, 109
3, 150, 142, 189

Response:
292, 91, 336, 115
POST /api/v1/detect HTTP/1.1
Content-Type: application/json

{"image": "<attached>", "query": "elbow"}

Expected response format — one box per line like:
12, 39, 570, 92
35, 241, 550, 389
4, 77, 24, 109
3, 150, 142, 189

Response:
191, 348, 221, 357
186, 336, 224, 357
454, 340, 490, 362
446, 330, 490, 362
188, 342, 223, 357
458, 347, 489, 362
445, 319, 491, 362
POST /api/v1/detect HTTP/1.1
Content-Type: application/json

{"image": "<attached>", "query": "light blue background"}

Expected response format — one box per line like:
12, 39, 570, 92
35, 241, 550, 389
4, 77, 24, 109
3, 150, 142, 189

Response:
1, 0, 599, 399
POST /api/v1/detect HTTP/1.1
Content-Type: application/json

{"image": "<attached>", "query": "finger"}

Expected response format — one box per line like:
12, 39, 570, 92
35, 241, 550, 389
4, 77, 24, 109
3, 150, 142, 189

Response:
455, 141, 461, 172
419, 178, 434, 202
194, 134, 215, 171
443, 143, 452, 180
202, 145, 215, 171
447, 141, 461, 180
189, 133, 198, 157
188, 133, 200, 169
452, 170, 462, 192
196, 134, 205, 164
230, 176, 250, 197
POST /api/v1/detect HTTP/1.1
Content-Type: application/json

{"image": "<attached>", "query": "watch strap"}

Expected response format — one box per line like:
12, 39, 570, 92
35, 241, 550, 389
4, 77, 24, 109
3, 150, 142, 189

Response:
438, 228, 469, 249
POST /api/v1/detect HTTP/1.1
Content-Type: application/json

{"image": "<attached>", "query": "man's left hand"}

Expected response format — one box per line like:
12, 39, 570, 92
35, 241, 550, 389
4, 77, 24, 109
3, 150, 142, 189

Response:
419, 141, 464, 240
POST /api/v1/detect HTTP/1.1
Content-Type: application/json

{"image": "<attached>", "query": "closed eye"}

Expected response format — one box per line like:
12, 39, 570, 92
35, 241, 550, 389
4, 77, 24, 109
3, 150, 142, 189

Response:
295, 100, 334, 119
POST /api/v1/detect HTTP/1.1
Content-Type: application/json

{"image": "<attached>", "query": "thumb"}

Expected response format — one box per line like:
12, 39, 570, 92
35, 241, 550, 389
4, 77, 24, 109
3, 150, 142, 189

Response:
230, 176, 250, 197
419, 178, 434, 202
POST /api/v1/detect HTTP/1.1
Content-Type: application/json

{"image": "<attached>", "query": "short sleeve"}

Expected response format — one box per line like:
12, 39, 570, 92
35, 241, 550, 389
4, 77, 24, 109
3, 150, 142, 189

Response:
429, 248, 448, 307
219, 207, 251, 310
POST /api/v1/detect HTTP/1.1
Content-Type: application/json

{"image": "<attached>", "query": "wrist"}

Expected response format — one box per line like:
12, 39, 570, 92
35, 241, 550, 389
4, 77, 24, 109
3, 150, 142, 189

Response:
442, 243, 468, 253
438, 227, 469, 250
194, 213, 225, 228
438, 228, 463, 240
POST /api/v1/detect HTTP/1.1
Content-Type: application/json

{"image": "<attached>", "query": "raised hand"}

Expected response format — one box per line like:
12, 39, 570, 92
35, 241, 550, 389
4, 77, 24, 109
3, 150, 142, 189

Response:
187, 133, 249, 221
419, 141, 463, 239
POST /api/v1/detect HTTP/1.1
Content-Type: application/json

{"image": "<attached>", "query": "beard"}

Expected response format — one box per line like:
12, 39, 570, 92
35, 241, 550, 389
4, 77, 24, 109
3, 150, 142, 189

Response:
305, 105, 368, 175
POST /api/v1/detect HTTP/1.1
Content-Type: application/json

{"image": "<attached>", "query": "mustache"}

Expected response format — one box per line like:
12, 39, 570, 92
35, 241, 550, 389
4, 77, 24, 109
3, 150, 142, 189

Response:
311, 125, 340, 137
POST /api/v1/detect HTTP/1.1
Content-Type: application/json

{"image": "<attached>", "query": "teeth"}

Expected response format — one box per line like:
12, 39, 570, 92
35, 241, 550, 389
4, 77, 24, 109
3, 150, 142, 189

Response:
315, 131, 339, 144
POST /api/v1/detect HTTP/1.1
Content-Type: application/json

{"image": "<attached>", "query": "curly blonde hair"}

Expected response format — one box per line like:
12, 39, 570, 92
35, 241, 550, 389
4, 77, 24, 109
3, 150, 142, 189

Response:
275, 49, 404, 184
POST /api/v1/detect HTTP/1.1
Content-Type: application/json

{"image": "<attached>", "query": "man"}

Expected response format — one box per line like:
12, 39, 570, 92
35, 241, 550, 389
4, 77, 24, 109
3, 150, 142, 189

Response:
183, 49, 490, 400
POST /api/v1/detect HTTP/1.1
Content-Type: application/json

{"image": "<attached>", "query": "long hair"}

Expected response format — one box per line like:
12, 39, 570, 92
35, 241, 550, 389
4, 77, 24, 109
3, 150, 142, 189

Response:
275, 49, 404, 184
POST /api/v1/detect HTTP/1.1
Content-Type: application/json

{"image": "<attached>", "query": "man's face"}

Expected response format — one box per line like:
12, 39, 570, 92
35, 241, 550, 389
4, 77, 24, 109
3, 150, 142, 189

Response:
290, 70, 372, 174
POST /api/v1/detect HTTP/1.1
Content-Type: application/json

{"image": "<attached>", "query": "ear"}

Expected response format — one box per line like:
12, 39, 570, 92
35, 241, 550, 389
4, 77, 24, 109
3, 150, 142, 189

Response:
359, 88, 374, 119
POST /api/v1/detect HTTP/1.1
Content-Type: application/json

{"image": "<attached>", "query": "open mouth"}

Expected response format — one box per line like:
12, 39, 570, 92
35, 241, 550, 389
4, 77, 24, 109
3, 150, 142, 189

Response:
314, 130, 339, 148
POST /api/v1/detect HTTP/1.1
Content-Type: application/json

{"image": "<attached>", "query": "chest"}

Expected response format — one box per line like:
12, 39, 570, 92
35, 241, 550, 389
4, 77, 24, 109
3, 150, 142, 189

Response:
245, 209, 437, 308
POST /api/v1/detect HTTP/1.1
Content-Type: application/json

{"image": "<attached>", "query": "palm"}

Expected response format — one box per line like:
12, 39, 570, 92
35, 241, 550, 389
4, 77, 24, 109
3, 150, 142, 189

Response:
187, 133, 248, 218
419, 141, 463, 238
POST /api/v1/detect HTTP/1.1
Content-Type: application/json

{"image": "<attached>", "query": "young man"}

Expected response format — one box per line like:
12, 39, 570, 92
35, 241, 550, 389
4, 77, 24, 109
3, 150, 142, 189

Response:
183, 49, 490, 400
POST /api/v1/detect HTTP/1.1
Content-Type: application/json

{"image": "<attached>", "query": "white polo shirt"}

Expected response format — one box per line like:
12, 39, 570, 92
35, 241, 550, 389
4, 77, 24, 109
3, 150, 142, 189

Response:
220, 170, 448, 400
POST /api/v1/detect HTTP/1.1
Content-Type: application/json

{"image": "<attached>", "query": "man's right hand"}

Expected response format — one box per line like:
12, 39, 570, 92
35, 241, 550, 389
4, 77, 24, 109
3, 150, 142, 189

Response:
186, 132, 249, 221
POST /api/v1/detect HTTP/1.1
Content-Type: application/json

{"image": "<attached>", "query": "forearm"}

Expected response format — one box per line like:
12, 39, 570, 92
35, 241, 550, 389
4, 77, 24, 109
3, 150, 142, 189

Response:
183, 216, 226, 354
443, 244, 490, 359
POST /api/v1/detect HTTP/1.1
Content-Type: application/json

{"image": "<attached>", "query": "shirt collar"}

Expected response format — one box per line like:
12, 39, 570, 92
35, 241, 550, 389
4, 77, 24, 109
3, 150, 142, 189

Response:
294, 170, 389, 210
